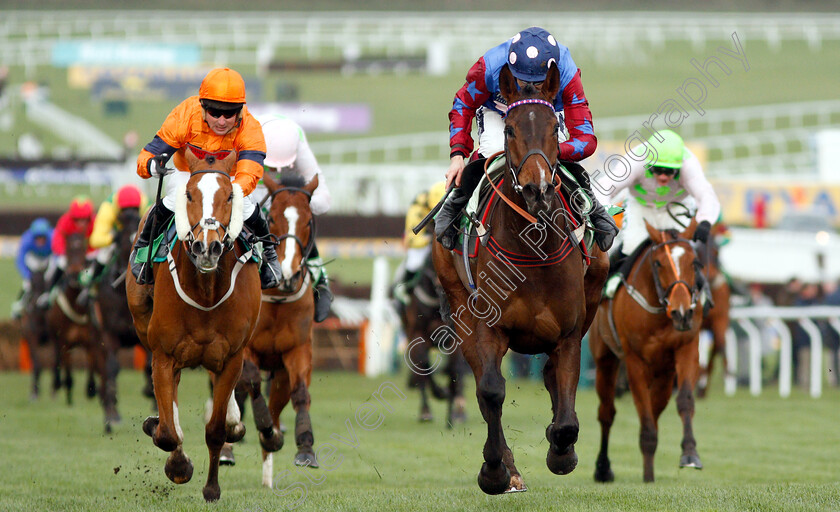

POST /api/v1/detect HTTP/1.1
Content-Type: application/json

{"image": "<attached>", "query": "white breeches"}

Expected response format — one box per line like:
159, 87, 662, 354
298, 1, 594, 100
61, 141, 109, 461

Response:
620, 200, 685, 256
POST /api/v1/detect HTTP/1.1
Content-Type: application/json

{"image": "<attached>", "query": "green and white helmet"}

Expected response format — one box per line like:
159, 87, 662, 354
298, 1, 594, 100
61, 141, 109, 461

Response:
646, 129, 688, 169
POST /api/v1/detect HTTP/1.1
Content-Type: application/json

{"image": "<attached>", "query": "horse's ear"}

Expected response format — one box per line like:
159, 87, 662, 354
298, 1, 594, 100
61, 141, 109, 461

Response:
499, 65, 518, 103
303, 174, 319, 196
644, 219, 663, 244
262, 171, 279, 194
542, 63, 561, 102
683, 217, 699, 240
220, 150, 237, 173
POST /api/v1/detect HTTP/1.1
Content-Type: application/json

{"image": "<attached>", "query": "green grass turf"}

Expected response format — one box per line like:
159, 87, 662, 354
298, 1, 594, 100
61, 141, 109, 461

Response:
0, 368, 837, 511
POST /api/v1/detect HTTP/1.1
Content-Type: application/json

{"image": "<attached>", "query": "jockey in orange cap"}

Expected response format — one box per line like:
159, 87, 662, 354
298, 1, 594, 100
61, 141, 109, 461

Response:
41, 196, 96, 301
132, 67, 282, 289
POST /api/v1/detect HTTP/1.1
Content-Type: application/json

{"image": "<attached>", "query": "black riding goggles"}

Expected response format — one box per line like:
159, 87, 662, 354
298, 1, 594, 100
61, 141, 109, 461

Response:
205, 107, 242, 120
649, 166, 679, 177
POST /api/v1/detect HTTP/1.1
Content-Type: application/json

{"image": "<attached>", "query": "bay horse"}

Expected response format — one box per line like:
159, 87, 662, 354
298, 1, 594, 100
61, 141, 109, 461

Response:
91, 206, 154, 432
46, 231, 96, 405
243, 171, 318, 488
432, 63, 610, 494
590, 219, 704, 483
126, 150, 261, 502
696, 233, 732, 398
18, 252, 51, 400
400, 252, 467, 426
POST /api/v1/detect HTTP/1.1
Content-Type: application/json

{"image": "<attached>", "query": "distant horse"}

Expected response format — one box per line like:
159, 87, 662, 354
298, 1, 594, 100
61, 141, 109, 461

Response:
91, 206, 154, 432
126, 150, 261, 502
18, 252, 51, 400
46, 231, 95, 405
590, 219, 704, 483
400, 252, 467, 426
696, 234, 732, 398
243, 172, 318, 488
433, 63, 610, 494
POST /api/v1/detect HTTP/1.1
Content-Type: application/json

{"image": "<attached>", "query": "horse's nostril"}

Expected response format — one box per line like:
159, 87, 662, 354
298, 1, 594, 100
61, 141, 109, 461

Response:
191, 240, 204, 254
209, 241, 223, 257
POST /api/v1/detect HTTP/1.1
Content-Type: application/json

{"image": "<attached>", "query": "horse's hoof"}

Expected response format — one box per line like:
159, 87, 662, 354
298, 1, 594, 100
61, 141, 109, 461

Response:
504, 474, 527, 493
451, 407, 467, 424
164, 451, 193, 484
279, 420, 287, 434
219, 444, 235, 466
142, 416, 159, 438
418, 411, 434, 423
86, 385, 97, 399
594, 463, 615, 483
294, 451, 318, 468
259, 428, 284, 453
226, 422, 246, 443
477, 462, 510, 495
104, 422, 113, 435
202, 484, 221, 502
679, 454, 703, 469
546, 447, 578, 475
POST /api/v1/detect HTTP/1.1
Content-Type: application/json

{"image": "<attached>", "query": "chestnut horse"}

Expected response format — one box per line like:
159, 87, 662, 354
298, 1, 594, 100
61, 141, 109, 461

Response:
433, 63, 609, 494
19, 252, 51, 400
91, 206, 154, 432
126, 150, 261, 502
590, 219, 704, 483
46, 231, 95, 405
243, 172, 318, 488
696, 234, 732, 398
400, 253, 467, 426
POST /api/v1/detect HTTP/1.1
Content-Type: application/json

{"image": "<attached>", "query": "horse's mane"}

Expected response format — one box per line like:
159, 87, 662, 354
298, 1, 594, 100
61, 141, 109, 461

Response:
278, 171, 307, 189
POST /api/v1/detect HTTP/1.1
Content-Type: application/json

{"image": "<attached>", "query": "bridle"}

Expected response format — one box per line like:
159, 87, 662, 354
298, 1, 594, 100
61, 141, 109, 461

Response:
261, 184, 316, 287
502, 98, 560, 195
182, 170, 237, 254
636, 237, 702, 313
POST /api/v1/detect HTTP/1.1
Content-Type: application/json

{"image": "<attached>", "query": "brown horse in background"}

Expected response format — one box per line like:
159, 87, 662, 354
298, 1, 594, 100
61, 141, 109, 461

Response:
19, 252, 51, 401
400, 252, 467, 426
91, 206, 154, 432
696, 234, 732, 398
126, 150, 261, 502
590, 219, 704, 483
433, 63, 609, 494
242, 172, 318, 488
46, 231, 96, 405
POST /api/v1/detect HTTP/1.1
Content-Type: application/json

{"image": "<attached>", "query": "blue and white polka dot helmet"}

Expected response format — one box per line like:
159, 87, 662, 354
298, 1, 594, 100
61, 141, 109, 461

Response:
507, 27, 561, 82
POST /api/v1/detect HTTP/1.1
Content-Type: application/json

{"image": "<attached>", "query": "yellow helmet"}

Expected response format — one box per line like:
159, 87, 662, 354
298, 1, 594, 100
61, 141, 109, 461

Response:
199, 68, 246, 110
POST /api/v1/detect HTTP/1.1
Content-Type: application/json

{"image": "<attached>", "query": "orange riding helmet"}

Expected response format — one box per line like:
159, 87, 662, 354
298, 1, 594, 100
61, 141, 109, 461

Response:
199, 68, 246, 111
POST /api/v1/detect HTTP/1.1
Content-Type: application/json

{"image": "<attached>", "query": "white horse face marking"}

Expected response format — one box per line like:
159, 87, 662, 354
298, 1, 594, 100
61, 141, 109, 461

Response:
196, 174, 223, 246
280, 206, 299, 279
670, 246, 685, 278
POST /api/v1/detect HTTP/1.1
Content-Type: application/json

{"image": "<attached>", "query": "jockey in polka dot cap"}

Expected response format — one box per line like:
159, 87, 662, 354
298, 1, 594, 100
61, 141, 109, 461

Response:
436, 26, 618, 252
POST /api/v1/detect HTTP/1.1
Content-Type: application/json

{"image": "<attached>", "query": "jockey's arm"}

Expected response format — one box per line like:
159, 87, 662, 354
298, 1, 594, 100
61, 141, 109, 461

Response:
89, 200, 118, 249
294, 131, 331, 216
679, 151, 721, 225
558, 70, 597, 162
231, 111, 267, 196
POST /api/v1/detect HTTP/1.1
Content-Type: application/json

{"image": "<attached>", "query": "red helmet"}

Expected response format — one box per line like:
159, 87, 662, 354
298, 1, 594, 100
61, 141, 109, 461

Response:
69, 197, 93, 219
115, 185, 142, 209
199, 68, 246, 110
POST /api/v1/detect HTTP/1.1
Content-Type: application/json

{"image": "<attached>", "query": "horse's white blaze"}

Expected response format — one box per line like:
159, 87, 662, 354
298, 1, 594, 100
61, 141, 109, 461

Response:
173, 401, 184, 443
197, 174, 222, 245
262, 453, 273, 487
226, 390, 240, 427
670, 246, 685, 278
281, 206, 299, 279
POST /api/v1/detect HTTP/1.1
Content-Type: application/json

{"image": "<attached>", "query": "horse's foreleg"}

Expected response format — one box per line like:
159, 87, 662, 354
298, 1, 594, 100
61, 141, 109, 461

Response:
203, 349, 244, 502
261, 368, 291, 488
591, 327, 619, 483
86, 350, 98, 399
448, 349, 468, 426
469, 325, 514, 495
675, 335, 702, 470
102, 336, 122, 430
284, 343, 317, 468
625, 353, 658, 483
544, 334, 582, 477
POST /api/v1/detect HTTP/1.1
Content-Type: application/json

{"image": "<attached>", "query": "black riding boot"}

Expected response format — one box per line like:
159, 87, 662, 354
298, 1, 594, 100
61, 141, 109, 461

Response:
308, 243, 333, 322
564, 161, 619, 252
434, 158, 485, 250
696, 270, 715, 315
608, 244, 625, 277
132, 203, 173, 284
245, 208, 282, 290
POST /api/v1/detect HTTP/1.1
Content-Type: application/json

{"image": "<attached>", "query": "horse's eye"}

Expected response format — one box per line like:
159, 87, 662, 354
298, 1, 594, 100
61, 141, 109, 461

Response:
186, 191, 192, 201
228, 192, 233, 202
504, 126, 514, 138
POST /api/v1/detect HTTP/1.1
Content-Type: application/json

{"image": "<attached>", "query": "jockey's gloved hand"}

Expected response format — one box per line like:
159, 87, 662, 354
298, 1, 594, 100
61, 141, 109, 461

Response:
148, 153, 173, 177
693, 220, 711, 244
